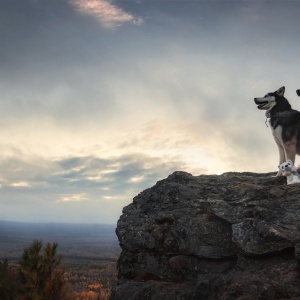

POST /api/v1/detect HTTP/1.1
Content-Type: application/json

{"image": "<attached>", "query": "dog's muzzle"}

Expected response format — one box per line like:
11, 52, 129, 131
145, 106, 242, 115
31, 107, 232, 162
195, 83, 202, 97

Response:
254, 98, 268, 109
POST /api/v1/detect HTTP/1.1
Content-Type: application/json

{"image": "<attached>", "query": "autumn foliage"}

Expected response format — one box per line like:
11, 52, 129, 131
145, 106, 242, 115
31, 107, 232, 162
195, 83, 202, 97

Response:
0, 240, 116, 300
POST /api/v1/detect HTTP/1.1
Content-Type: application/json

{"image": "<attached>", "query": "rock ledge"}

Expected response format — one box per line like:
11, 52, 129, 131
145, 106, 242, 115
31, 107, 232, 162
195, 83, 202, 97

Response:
111, 171, 300, 300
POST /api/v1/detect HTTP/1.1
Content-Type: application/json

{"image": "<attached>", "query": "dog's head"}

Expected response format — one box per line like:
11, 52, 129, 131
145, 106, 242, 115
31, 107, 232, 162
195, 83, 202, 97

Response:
254, 86, 287, 117
254, 86, 285, 111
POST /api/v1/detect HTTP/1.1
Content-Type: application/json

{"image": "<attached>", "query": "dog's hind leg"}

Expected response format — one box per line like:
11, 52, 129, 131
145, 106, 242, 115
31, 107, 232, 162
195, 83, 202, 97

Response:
283, 137, 297, 164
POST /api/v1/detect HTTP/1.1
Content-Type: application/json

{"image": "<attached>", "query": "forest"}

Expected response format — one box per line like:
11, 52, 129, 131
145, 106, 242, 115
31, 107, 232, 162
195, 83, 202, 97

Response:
0, 221, 120, 300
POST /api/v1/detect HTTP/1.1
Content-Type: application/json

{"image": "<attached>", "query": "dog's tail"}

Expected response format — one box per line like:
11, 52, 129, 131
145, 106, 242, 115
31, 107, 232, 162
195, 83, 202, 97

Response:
297, 89, 300, 97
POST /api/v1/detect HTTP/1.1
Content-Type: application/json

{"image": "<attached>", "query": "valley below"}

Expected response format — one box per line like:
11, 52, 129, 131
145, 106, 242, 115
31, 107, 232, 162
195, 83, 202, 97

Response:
0, 221, 120, 299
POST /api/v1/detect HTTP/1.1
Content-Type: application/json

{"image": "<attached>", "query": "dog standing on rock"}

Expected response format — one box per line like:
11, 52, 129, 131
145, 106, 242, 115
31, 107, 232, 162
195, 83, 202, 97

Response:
254, 86, 300, 182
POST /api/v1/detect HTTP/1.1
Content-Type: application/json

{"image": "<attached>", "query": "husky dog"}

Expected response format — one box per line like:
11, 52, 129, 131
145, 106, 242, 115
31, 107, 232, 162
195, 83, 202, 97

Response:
254, 86, 300, 176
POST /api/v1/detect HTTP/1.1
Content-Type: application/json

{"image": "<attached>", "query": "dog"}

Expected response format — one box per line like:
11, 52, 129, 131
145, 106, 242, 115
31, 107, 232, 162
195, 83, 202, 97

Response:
254, 86, 300, 176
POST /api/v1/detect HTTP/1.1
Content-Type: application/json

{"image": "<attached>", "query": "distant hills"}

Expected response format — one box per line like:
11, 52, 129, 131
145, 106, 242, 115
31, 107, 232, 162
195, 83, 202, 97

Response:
0, 220, 117, 239
0, 220, 118, 260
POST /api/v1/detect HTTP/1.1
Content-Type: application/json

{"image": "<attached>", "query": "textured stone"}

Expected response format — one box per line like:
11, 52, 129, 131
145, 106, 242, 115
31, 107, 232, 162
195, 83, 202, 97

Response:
111, 171, 300, 300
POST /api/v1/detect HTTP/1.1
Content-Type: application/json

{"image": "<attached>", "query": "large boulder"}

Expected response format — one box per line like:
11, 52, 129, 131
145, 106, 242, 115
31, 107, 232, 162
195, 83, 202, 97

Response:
111, 171, 300, 300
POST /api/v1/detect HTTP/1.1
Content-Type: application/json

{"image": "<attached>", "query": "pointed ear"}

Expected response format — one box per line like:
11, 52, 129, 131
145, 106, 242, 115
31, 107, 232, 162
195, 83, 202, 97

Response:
276, 86, 285, 96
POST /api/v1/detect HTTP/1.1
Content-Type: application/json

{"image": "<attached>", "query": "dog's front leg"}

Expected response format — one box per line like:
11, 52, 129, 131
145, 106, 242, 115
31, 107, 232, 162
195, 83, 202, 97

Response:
275, 141, 286, 176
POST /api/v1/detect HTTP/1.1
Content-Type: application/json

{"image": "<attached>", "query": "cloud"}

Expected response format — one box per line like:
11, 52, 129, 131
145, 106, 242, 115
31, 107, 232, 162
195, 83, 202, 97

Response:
0, 152, 197, 223
10, 182, 32, 188
57, 193, 88, 202
71, 0, 143, 27
2, 0, 300, 224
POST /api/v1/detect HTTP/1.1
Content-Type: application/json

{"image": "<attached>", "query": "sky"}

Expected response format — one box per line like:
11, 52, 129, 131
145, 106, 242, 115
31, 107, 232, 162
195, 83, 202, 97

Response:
1, 0, 300, 224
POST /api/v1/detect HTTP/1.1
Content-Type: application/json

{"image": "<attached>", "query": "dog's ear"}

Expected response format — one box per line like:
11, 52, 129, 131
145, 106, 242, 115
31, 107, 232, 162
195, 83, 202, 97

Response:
276, 86, 285, 96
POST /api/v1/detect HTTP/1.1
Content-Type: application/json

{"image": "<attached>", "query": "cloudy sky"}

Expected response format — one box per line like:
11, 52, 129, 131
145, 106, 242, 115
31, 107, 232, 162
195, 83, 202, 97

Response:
1, 0, 300, 224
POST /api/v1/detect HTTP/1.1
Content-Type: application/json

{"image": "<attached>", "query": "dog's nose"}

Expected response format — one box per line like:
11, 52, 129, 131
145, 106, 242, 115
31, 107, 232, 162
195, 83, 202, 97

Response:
297, 89, 300, 97
285, 164, 289, 167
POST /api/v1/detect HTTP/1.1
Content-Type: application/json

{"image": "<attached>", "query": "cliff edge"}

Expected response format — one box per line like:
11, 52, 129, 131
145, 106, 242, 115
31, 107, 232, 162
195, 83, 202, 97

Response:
111, 171, 300, 300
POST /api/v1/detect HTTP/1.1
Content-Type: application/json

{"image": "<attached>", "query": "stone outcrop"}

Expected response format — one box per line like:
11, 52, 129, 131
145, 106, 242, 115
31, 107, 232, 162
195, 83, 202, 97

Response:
111, 171, 300, 300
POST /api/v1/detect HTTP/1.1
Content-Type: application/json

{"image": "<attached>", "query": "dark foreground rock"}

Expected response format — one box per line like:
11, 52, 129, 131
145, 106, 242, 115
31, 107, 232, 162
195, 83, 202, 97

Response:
110, 171, 300, 300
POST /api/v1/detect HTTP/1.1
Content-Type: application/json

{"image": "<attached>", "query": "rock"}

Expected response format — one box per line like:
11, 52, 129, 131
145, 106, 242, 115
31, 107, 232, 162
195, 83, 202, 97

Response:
110, 171, 300, 300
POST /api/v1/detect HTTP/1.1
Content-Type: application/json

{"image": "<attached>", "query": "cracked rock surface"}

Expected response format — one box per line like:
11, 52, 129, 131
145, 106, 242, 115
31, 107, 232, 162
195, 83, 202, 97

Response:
110, 171, 300, 300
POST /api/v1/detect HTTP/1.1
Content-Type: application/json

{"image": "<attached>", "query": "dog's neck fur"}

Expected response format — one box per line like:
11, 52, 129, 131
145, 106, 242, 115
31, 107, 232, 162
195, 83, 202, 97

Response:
266, 96, 292, 118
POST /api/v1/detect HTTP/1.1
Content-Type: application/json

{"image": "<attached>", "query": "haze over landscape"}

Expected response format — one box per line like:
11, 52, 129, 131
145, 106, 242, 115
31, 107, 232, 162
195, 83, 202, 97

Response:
1, 0, 300, 224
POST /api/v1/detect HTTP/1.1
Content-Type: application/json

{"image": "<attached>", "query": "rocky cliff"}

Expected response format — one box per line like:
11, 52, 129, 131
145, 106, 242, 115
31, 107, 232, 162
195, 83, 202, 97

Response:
111, 171, 300, 300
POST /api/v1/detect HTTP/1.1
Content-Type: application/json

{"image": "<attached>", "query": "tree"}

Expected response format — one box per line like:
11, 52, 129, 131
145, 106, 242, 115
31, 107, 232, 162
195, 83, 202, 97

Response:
0, 259, 20, 299
43, 242, 66, 299
20, 240, 70, 300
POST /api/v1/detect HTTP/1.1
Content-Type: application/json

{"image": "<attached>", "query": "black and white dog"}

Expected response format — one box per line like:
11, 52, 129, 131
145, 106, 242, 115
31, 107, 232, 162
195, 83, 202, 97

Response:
254, 86, 300, 180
